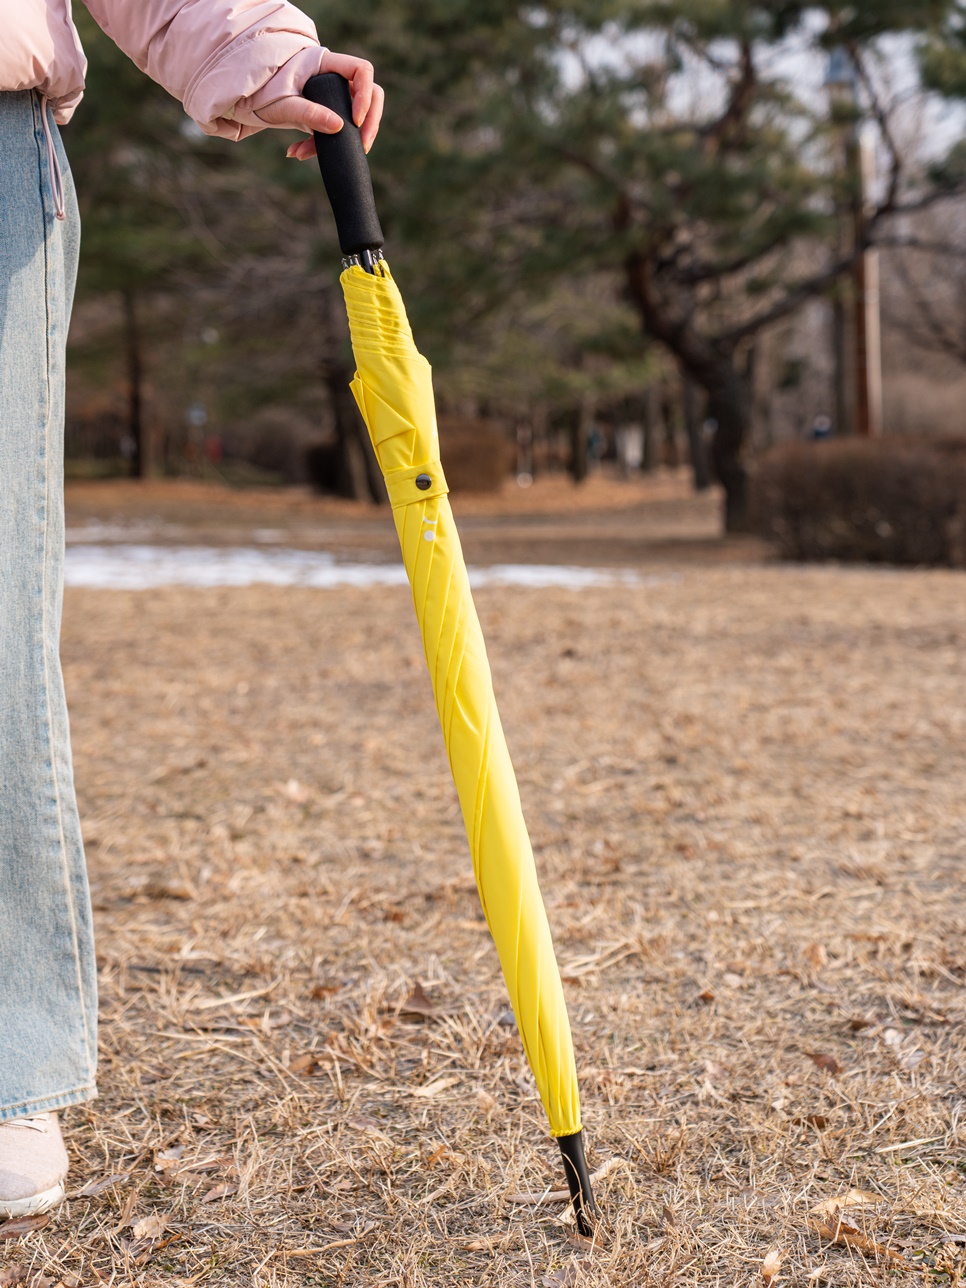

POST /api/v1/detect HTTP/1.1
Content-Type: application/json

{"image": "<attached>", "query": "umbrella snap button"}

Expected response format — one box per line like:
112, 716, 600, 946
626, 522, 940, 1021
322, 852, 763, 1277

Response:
415, 474, 432, 490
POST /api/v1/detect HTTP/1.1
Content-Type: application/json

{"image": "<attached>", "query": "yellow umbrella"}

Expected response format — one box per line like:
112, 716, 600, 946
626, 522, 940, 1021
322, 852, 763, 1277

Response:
305, 73, 596, 1234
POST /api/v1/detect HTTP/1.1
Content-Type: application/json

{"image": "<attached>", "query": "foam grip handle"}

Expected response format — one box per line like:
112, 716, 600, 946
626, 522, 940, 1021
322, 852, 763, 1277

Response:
303, 72, 384, 255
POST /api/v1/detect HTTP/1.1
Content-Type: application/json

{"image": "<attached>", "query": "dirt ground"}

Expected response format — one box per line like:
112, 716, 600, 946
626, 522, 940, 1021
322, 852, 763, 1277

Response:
4, 482, 965, 1286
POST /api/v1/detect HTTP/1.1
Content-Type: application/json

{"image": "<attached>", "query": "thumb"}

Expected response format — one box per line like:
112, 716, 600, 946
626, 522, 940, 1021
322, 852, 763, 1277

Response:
255, 96, 344, 134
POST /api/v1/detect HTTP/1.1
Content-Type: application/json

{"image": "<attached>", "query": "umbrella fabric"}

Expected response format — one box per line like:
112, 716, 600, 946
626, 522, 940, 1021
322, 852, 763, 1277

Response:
343, 263, 581, 1139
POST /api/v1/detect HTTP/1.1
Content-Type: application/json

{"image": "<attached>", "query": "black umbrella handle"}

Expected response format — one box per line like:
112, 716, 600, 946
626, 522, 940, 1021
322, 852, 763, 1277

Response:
303, 72, 385, 270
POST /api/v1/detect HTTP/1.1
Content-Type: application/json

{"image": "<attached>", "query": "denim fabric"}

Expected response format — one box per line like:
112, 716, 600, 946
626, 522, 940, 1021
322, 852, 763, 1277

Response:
0, 91, 97, 1118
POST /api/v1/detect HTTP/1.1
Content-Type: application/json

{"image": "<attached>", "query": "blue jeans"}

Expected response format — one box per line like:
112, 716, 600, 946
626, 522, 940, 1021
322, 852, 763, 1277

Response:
0, 92, 97, 1118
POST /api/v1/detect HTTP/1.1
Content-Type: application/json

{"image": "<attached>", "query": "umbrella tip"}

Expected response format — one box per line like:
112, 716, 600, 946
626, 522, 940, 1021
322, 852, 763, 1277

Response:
558, 1130, 598, 1239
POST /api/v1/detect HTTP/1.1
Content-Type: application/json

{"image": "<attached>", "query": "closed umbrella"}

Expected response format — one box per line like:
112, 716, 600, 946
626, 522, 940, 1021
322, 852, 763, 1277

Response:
304, 73, 596, 1235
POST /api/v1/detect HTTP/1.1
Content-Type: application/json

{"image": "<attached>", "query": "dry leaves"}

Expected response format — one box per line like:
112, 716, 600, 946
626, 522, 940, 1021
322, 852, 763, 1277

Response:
131, 1213, 168, 1240
811, 1189, 881, 1219
542, 1266, 580, 1287
804, 1052, 843, 1075
411, 1075, 461, 1099
399, 980, 438, 1019
506, 1158, 627, 1205
289, 1051, 325, 1076
0, 1270, 54, 1287
67, 1171, 131, 1199
0, 1217, 48, 1242
808, 1216, 908, 1266
762, 1247, 789, 1284
154, 1146, 184, 1173
201, 1184, 238, 1203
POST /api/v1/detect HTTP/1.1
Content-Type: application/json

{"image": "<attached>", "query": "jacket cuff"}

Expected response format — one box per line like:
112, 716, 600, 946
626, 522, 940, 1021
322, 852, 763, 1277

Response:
185, 34, 327, 142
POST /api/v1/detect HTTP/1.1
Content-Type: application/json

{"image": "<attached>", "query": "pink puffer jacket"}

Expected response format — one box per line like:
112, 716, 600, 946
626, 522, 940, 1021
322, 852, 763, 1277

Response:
0, 0, 328, 139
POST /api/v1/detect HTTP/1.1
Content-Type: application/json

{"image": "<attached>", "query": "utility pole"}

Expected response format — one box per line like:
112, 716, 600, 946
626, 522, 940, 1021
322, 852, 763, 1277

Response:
853, 133, 883, 436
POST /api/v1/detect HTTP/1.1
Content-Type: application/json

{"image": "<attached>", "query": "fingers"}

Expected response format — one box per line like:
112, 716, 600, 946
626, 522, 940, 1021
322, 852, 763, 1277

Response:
360, 82, 385, 154
259, 95, 342, 135
320, 51, 375, 127
267, 52, 384, 160
286, 136, 317, 161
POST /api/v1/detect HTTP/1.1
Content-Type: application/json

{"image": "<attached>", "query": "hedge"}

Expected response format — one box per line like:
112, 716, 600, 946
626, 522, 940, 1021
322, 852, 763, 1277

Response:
750, 437, 966, 566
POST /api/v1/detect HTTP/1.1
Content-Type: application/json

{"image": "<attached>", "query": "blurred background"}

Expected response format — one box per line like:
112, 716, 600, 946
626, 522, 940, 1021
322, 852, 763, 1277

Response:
64, 1, 966, 560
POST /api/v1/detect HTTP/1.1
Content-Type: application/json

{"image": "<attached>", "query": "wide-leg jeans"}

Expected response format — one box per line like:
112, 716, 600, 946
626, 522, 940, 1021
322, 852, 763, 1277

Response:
0, 90, 98, 1118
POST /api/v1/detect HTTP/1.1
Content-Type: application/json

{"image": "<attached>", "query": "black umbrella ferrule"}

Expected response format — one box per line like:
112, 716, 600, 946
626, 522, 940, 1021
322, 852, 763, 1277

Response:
558, 1130, 597, 1238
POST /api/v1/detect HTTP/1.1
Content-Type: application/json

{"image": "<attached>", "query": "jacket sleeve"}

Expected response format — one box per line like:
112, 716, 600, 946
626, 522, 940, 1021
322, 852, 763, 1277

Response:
81, 0, 328, 140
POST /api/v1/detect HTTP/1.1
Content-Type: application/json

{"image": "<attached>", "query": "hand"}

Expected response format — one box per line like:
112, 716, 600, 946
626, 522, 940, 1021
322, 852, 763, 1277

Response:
256, 51, 384, 156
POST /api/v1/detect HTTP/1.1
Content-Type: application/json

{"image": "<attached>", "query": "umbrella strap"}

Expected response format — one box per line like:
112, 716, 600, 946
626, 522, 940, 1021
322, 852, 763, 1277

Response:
385, 461, 449, 510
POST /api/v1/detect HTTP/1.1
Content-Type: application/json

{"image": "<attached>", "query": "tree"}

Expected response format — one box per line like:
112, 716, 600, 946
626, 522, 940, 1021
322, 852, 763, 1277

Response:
313, 0, 966, 528
68, 11, 213, 476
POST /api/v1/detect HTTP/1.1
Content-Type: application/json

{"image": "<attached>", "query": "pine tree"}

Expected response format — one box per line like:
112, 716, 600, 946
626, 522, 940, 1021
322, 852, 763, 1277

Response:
313, 0, 966, 527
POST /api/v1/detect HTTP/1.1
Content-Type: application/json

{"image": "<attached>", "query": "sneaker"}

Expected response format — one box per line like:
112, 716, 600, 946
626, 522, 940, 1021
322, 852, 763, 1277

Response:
0, 1113, 68, 1220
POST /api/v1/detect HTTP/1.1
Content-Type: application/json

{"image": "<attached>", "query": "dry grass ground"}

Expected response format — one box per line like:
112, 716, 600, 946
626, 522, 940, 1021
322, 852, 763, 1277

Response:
63, 472, 766, 568
3, 563, 965, 1286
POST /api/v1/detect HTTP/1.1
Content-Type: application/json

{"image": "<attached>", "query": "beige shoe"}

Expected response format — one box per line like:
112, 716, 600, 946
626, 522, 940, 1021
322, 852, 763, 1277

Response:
0, 1113, 68, 1219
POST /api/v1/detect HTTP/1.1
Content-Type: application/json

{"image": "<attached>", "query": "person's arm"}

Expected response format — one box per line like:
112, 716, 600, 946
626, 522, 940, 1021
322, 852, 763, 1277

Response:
82, 0, 383, 153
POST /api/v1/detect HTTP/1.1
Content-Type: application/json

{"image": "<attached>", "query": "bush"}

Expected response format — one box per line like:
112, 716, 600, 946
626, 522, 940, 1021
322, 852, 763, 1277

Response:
438, 416, 516, 493
750, 437, 966, 566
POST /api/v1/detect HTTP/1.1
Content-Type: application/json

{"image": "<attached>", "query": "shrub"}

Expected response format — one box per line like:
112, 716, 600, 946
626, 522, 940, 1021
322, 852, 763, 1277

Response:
750, 437, 966, 566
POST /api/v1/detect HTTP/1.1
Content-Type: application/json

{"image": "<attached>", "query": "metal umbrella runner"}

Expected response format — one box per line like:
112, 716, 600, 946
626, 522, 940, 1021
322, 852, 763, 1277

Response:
303, 73, 596, 1236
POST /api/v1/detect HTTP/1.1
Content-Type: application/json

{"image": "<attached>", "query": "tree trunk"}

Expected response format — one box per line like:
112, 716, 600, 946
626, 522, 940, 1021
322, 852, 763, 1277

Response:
642, 385, 656, 472
682, 374, 711, 491
623, 251, 752, 530
325, 363, 386, 503
705, 369, 752, 532
122, 289, 148, 478
568, 395, 592, 483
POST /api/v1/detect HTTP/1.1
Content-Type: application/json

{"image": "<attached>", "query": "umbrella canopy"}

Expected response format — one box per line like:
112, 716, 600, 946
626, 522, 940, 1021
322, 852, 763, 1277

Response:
345, 262, 581, 1134
304, 72, 597, 1236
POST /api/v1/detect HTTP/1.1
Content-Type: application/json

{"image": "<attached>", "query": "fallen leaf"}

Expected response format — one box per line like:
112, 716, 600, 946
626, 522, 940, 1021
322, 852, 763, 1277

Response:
805, 1052, 843, 1075
848, 1017, 874, 1031
153, 1148, 185, 1175
808, 1218, 907, 1265
476, 1089, 497, 1115
173, 1155, 235, 1176
68, 1170, 131, 1199
114, 1188, 138, 1233
0, 1216, 49, 1240
793, 1115, 829, 1130
563, 1230, 599, 1252
309, 982, 340, 999
762, 1246, 789, 1284
0, 1269, 54, 1286
412, 1075, 460, 1099
200, 1184, 238, 1203
400, 980, 437, 1019
811, 1189, 882, 1218
505, 1158, 627, 1206
142, 879, 195, 901
806, 943, 827, 970
506, 1187, 570, 1205
696, 989, 716, 1004
542, 1266, 579, 1287
131, 1213, 168, 1240
662, 1204, 675, 1228
290, 1052, 324, 1076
